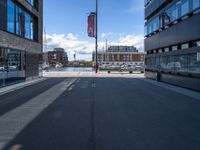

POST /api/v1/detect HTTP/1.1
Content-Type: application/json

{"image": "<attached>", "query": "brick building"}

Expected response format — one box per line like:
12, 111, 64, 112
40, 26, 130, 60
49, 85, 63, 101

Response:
0, 0, 43, 87
93, 46, 145, 66
47, 48, 68, 67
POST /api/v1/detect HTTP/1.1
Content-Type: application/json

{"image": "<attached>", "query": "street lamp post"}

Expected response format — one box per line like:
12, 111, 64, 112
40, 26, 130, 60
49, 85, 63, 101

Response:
95, 0, 98, 73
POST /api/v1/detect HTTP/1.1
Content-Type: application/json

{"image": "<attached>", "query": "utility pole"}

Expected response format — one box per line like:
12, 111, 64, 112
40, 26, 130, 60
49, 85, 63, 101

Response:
95, 0, 98, 73
106, 39, 108, 63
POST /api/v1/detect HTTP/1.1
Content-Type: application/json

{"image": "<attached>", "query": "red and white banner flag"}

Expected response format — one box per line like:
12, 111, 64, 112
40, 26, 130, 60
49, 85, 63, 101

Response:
87, 14, 95, 38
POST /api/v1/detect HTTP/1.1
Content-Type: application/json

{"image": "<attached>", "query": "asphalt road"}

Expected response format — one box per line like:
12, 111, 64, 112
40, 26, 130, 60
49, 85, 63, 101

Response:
0, 77, 200, 150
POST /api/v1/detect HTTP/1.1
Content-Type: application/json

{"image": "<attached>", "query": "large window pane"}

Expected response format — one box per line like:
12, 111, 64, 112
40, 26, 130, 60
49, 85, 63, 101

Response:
16, 6, 23, 36
7, 1, 35, 40
0, 47, 26, 87
166, 4, 177, 22
181, 0, 190, 16
26, 0, 38, 9
144, 25, 148, 36
176, 1, 182, 19
25, 12, 33, 39
27, 0, 34, 5
7, 0, 15, 33
193, 0, 200, 10
152, 17, 159, 31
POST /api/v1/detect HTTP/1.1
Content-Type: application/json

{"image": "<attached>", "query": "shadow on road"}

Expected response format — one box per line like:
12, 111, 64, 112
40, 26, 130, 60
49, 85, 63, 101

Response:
2, 77, 200, 150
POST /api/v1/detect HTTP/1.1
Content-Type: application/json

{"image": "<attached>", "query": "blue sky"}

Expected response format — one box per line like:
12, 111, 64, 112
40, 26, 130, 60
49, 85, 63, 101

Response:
44, 0, 144, 60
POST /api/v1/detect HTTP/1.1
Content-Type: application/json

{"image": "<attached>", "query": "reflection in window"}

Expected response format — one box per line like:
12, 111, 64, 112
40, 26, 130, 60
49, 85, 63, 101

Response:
0, 48, 26, 87
144, 26, 147, 36
146, 53, 200, 73
175, 1, 182, 19
193, 0, 200, 10
7, 0, 36, 41
27, 0, 34, 5
7, 0, 15, 33
181, 0, 190, 16
25, 12, 33, 39
166, 4, 177, 22
146, 17, 159, 35
145, 0, 200, 36
16, 6, 25, 37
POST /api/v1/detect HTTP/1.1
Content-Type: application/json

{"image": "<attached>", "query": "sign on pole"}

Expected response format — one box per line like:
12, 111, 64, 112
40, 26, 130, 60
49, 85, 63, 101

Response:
87, 13, 96, 38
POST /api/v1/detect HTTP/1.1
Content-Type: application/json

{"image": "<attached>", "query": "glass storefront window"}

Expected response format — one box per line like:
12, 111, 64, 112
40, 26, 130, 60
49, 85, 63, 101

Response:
0, 48, 26, 87
146, 53, 200, 74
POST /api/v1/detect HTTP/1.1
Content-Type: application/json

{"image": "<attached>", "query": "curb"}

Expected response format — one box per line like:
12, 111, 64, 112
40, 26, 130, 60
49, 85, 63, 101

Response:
0, 78, 47, 96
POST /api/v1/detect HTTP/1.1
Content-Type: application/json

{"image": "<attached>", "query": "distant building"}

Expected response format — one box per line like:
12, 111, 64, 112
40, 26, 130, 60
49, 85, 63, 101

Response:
144, 0, 200, 91
0, 0, 43, 87
48, 48, 68, 67
92, 46, 145, 66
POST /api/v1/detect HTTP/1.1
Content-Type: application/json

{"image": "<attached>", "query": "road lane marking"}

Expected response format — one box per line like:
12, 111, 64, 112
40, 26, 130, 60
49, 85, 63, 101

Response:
68, 84, 75, 91
76, 78, 80, 84
0, 78, 78, 150
92, 82, 96, 88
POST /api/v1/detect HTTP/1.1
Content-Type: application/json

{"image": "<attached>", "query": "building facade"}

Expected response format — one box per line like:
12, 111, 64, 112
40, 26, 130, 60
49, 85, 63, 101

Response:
0, 0, 43, 87
144, 0, 200, 91
93, 46, 144, 66
47, 48, 68, 67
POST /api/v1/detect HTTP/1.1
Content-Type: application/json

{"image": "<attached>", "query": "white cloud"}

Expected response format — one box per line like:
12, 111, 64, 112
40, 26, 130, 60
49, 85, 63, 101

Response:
100, 32, 113, 38
66, 33, 78, 41
44, 33, 95, 61
118, 34, 144, 51
43, 33, 144, 61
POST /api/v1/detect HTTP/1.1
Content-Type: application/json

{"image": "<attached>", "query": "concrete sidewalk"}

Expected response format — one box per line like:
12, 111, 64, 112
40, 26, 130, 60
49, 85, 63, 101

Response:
43, 71, 145, 78
0, 78, 47, 96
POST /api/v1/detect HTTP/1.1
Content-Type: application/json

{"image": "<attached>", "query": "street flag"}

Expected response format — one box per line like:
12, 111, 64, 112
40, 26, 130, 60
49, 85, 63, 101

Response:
88, 14, 95, 38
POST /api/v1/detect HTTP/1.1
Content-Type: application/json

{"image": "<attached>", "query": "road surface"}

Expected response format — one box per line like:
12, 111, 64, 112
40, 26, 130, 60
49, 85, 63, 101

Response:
0, 76, 200, 150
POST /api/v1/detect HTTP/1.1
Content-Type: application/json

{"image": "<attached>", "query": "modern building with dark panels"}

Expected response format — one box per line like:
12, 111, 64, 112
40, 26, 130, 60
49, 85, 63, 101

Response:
0, 0, 43, 87
144, 0, 200, 91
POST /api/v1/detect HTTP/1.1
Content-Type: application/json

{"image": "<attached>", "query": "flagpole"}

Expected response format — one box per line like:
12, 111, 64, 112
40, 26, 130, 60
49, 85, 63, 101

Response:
95, 0, 98, 73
